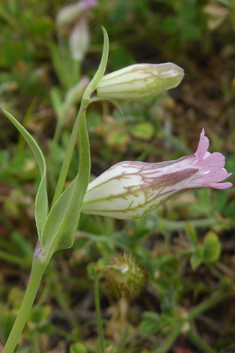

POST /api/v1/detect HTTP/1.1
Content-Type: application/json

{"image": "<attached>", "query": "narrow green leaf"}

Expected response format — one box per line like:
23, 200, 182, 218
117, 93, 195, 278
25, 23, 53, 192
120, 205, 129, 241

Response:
83, 27, 109, 98
140, 312, 161, 335
41, 177, 77, 255
50, 87, 64, 120
41, 111, 90, 257
49, 42, 74, 89
109, 99, 124, 115
90, 97, 124, 115
2, 109, 48, 237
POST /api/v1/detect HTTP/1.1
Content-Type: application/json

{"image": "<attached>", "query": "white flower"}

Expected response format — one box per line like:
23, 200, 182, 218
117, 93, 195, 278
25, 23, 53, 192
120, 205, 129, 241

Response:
82, 130, 232, 219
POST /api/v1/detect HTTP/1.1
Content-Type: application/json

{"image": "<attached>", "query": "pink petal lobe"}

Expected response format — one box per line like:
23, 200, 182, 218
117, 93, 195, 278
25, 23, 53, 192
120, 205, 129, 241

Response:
210, 182, 233, 189
203, 152, 225, 168
194, 128, 209, 160
191, 129, 232, 189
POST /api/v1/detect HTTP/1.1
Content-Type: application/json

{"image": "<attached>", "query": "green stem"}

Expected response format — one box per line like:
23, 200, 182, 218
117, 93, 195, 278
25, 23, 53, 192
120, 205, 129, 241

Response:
152, 321, 184, 353
186, 331, 217, 353
94, 271, 105, 353
158, 217, 222, 231
52, 101, 89, 207
3, 255, 48, 353
188, 290, 226, 320
53, 117, 64, 144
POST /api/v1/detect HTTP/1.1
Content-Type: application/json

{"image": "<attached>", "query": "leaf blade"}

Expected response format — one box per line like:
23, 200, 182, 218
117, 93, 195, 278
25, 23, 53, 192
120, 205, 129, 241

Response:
2, 109, 48, 237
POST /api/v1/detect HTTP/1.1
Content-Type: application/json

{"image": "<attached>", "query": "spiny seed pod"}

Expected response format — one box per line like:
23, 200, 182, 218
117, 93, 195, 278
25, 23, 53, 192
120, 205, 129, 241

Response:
103, 253, 146, 298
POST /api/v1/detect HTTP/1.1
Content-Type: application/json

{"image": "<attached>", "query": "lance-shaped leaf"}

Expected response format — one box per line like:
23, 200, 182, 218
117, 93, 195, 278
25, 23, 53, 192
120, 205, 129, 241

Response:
83, 26, 109, 98
40, 113, 90, 257
2, 109, 48, 236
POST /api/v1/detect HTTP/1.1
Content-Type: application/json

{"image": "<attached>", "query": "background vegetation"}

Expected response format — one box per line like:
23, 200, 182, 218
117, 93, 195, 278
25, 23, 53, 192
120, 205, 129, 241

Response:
0, 0, 235, 352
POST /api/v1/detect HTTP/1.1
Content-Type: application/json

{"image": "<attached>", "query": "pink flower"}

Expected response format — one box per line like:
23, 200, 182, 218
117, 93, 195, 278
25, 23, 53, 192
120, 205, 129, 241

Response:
82, 129, 232, 219
82, 0, 97, 7
57, 0, 97, 27
188, 129, 232, 190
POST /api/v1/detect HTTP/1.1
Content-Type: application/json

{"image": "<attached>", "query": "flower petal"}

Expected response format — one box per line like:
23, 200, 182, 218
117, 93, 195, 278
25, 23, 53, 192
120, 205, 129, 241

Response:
194, 128, 210, 160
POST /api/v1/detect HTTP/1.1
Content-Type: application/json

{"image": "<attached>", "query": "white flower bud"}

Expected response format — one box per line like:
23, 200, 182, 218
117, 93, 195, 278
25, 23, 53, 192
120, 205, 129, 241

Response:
69, 18, 90, 62
96, 63, 184, 100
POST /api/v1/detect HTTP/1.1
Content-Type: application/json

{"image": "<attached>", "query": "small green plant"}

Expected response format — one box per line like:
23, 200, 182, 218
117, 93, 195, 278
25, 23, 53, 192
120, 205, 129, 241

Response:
0, 8, 233, 353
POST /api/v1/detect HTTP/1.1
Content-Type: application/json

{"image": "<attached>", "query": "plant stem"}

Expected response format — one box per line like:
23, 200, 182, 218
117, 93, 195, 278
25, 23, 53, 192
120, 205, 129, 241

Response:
3, 256, 47, 353
188, 290, 226, 320
152, 321, 184, 353
52, 100, 89, 207
94, 271, 105, 353
158, 217, 222, 231
53, 118, 64, 144
186, 331, 217, 353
